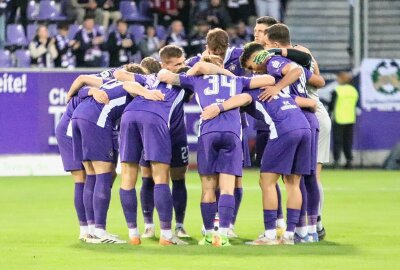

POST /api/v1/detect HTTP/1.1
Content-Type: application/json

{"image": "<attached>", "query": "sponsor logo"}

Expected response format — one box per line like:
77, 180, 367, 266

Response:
0, 73, 27, 93
48, 88, 68, 146
372, 60, 400, 95
271, 60, 281, 69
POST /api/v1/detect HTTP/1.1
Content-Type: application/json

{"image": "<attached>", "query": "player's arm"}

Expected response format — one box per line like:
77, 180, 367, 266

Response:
294, 96, 317, 112
201, 93, 253, 120
187, 61, 235, 77
248, 75, 275, 89
81, 86, 111, 104
113, 69, 136, 82
308, 73, 325, 88
157, 69, 181, 86
122, 81, 164, 101
259, 63, 302, 102
67, 75, 103, 102
269, 48, 312, 68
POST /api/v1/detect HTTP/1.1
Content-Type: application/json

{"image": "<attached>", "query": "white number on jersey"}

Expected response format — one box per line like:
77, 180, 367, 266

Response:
203, 75, 236, 96
101, 79, 123, 90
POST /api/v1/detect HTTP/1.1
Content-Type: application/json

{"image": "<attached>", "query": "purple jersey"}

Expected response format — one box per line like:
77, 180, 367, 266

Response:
266, 56, 312, 98
179, 74, 251, 137
186, 47, 246, 77
95, 67, 120, 80
124, 74, 188, 126
72, 79, 132, 129
243, 89, 310, 139
58, 95, 84, 137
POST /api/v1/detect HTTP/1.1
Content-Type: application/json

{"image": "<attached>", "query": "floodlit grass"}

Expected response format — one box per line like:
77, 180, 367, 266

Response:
0, 169, 399, 270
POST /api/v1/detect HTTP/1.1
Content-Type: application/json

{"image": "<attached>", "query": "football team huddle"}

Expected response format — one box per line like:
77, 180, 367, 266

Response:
56, 15, 331, 247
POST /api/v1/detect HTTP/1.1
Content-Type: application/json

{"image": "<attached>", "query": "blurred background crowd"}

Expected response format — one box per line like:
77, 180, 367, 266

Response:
0, 0, 288, 68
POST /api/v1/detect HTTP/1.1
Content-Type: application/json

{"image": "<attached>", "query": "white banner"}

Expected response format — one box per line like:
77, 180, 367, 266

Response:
360, 58, 400, 111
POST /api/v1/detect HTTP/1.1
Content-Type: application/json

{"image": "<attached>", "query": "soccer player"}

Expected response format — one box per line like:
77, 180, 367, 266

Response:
253, 16, 315, 237
240, 36, 325, 243
71, 67, 162, 244
200, 87, 315, 245
258, 17, 330, 240
186, 28, 249, 238
55, 94, 88, 241
118, 45, 195, 245
114, 46, 191, 239
158, 55, 276, 246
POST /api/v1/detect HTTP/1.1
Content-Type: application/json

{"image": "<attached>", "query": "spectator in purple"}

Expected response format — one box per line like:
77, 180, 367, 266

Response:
72, 15, 104, 67
107, 19, 137, 67
29, 25, 58, 68
54, 23, 77, 68
97, 0, 121, 29
165, 20, 189, 52
138, 25, 164, 60
234, 20, 252, 46
201, 0, 232, 29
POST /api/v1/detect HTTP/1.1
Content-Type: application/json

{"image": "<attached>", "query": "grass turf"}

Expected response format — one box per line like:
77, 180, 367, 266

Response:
0, 169, 399, 270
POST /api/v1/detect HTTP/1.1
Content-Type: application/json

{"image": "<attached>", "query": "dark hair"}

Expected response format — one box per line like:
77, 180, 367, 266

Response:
239, 42, 265, 68
256, 16, 278, 27
83, 14, 95, 21
177, 66, 191, 74
265, 23, 291, 46
140, 57, 162, 74
159, 45, 185, 62
57, 22, 69, 31
206, 28, 229, 56
124, 63, 147, 74
116, 19, 127, 25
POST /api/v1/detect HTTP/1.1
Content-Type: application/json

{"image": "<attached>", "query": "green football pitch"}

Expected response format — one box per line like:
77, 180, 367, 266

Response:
1, 169, 399, 270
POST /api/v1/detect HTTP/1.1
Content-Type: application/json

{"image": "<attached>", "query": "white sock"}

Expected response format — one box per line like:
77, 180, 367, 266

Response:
145, 223, 154, 230
80, 225, 89, 236
94, 228, 106, 237
175, 223, 184, 229
88, 224, 95, 235
229, 224, 234, 229
205, 229, 213, 235
295, 226, 308, 237
276, 218, 286, 229
284, 231, 294, 238
308, 225, 317, 234
264, 229, 277, 239
317, 181, 324, 216
219, 227, 229, 236
161, 229, 172, 239
129, 228, 139, 238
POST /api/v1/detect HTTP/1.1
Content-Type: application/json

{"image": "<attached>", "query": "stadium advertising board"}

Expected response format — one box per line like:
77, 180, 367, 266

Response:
0, 71, 201, 154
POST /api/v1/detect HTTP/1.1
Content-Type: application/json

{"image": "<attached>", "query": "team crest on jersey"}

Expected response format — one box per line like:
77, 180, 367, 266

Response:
271, 60, 282, 69
229, 64, 236, 71
372, 60, 400, 95
109, 150, 114, 158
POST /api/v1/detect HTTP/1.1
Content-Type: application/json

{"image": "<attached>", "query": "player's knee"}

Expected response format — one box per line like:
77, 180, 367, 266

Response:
71, 170, 86, 183
141, 166, 152, 177
170, 166, 187, 180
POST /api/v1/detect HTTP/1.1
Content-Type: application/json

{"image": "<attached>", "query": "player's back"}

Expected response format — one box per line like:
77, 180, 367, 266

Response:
179, 74, 250, 137
243, 89, 310, 139
72, 79, 131, 128
124, 74, 187, 126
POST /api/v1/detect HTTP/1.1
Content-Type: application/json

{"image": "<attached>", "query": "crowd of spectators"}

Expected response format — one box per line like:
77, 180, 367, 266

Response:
0, 0, 287, 68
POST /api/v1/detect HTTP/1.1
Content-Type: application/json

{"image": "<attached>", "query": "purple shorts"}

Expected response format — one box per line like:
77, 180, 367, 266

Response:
55, 118, 84, 171
261, 129, 311, 175
197, 132, 243, 177
72, 119, 116, 162
139, 119, 188, 168
242, 129, 251, 168
309, 128, 319, 175
255, 130, 270, 167
120, 111, 171, 164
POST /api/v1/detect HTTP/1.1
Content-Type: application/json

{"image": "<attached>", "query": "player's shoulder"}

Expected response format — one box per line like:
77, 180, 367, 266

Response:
185, 55, 201, 67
